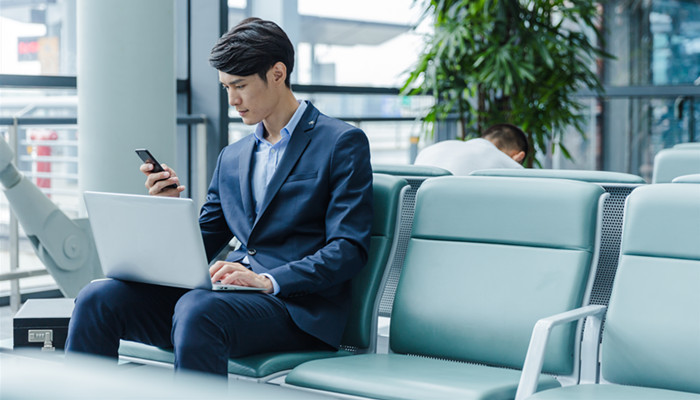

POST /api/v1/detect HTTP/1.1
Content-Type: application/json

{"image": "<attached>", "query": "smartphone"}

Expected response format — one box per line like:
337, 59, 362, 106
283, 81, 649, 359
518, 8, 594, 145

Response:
135, 149, 178, 190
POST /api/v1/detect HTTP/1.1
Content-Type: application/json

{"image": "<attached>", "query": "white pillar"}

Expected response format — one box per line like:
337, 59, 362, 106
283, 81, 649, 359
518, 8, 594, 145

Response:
77, 0, 176, 195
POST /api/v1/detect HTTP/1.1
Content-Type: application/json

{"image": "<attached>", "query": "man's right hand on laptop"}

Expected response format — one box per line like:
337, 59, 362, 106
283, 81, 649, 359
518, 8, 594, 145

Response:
141, 163, 185, 197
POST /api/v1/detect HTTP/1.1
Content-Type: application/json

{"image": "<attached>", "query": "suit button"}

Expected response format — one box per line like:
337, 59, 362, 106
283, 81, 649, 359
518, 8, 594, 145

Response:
247, 249, 257, 256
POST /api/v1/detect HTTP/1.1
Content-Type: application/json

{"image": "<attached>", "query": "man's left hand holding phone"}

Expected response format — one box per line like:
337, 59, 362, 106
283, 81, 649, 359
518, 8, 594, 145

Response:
136, 149, 185, 197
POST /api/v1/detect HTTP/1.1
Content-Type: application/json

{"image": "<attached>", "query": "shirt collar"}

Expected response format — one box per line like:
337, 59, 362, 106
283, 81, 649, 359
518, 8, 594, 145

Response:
253, 100, 308, 144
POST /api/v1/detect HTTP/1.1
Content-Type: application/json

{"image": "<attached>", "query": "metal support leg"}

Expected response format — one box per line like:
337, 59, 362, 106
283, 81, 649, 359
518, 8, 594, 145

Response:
9, 120, 20, 312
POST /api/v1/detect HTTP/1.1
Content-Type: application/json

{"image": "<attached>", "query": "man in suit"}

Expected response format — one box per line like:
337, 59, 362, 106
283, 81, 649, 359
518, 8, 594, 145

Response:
66, 18, 373, 377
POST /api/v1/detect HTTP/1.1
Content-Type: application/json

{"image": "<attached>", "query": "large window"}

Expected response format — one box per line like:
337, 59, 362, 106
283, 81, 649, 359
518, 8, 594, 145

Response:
527, 0, 700, 178
0, 0, 77, 76
598, 0, 700, 180
227, 0, 431, 163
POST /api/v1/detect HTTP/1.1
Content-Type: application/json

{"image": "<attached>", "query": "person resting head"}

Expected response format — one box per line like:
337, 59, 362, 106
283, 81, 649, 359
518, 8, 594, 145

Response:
481, 123, 528, 165
413, 123, 530, 176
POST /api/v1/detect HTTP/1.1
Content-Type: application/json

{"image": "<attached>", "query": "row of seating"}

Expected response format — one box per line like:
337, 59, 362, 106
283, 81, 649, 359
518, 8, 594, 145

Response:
119, 165, 699, 399
282, 173, 699, 399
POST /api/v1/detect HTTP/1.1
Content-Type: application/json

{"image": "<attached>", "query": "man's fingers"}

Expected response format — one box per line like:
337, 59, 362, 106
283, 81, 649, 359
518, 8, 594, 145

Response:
140, 163, 154, 174
210, 262, 248, 283
209, 261, 225, 276
211, 268, 230, 283
221, 271, 253, 286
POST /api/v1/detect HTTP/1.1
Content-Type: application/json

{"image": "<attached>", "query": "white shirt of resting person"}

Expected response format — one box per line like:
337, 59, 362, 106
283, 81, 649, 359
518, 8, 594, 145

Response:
414, 138, 523, 176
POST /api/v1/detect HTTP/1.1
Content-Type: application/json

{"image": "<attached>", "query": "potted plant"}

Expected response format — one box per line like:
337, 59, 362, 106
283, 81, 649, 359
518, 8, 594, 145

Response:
402, 0, 610, 166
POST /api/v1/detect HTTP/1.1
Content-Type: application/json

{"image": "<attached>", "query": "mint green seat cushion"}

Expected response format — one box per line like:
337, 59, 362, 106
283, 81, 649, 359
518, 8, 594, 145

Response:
470, 169, 646, 184
286, 354, 561, 400
225, 350, 352, 377
527, 384, 700, 399
119, 340, 351, 378
119, 340, 175, 364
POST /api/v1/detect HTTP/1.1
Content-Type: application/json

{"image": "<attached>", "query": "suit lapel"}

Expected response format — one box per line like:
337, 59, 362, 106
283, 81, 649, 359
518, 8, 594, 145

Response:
254, 104, 319, 224
239, 135, 256, 222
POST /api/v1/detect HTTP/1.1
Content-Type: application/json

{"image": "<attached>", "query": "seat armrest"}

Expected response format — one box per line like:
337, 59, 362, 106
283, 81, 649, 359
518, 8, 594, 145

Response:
514, 304, 607, 400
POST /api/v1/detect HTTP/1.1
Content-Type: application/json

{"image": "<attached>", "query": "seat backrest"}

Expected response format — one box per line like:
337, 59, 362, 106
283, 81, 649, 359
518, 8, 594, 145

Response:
672, 173, 700, 183
470, 168, 646, 184
673, 142, 700, 149
372, 163, 452, 178
601, 184, 700, 394
471, 168, 644, 309
652, 148, 700, 183
389, 176, 604, 375
340, 173, 407, 352
371, 164, 452, 318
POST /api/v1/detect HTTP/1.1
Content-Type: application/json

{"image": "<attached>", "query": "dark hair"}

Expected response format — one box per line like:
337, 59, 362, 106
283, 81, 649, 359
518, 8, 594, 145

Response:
209, 18, 294, 88
482, 123, 529, 161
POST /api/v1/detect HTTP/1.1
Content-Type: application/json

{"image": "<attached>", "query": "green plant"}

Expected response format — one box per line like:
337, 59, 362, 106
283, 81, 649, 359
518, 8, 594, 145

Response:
402, 0, 610, 166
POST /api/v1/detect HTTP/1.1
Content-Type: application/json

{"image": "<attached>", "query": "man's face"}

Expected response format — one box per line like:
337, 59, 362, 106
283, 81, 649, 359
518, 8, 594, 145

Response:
218, 69, 279, 126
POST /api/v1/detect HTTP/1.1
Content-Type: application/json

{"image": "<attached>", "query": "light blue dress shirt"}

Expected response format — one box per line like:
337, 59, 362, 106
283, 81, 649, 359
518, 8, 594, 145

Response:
245, 100, 307, 294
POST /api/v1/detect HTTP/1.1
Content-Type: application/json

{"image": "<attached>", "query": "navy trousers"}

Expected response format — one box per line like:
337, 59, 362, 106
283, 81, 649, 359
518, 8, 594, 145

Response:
65, 279, 328, 376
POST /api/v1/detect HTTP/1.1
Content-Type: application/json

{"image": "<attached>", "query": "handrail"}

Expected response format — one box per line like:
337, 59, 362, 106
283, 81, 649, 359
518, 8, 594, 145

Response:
0, 115, 424, 126
0, 73, 406, 95
0, 115, 208, 126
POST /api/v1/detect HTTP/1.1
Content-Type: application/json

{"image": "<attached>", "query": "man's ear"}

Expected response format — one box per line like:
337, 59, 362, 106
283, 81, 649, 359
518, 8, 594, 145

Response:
511, 151, 526, 164
270, 62, 286, 85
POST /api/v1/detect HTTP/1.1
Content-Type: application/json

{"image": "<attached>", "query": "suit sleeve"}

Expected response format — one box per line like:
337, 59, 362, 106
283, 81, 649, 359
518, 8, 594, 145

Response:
270, 129, 374, 296
199, 151, 234, 262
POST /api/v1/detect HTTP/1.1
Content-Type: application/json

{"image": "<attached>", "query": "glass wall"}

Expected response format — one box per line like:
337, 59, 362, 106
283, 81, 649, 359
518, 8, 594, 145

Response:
599, 0, 700, 181
544, 0, 699, 180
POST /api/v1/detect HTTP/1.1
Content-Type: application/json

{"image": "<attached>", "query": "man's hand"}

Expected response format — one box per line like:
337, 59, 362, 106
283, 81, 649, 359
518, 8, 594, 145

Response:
140, 163, 185, 197
209, 261, 274, 294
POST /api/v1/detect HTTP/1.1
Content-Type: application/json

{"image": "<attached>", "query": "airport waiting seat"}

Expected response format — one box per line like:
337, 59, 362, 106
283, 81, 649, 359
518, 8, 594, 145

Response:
371, 163, 451, 319
285, 176, 605, 400
524, 184, 700, 400
119, 173, 409, 381
652, 148, 700, 183
471, 168, 644, 310
672, 173, 700, 183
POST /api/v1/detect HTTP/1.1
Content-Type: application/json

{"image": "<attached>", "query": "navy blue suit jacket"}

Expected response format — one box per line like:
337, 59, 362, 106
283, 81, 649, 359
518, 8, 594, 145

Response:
198, 102, 373, 348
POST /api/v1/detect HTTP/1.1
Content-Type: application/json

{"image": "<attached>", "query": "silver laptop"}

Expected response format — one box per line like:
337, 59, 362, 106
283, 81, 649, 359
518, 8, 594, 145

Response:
84, 191, 264, 292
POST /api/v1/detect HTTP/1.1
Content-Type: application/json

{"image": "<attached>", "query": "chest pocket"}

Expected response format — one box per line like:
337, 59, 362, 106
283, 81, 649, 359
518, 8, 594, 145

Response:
286, 172, 317, 183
